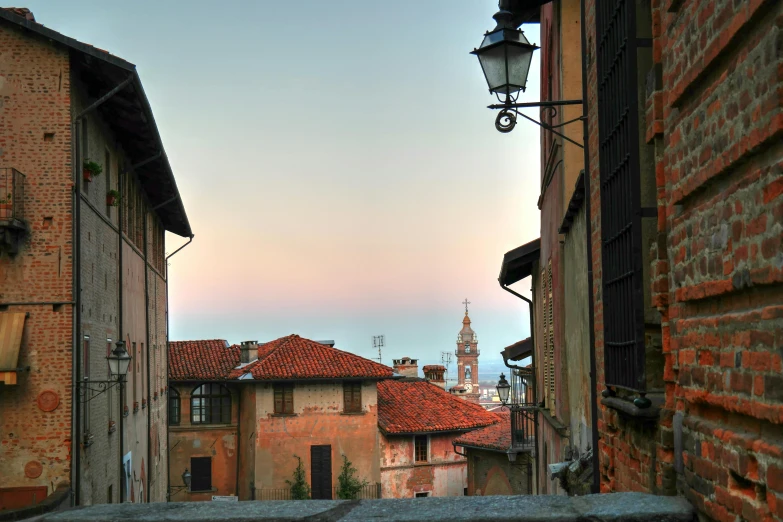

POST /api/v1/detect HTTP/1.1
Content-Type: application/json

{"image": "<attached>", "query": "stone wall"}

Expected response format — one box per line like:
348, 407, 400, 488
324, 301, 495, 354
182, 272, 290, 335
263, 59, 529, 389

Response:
0, 21, 74, 501
586, 0, 783, 519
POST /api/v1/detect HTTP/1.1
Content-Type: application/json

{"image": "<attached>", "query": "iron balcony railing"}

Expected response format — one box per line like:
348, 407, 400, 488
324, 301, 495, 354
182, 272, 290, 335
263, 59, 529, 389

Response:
254, 483, 382, 501
0, 168, 25, 222
509, 367, 536, 450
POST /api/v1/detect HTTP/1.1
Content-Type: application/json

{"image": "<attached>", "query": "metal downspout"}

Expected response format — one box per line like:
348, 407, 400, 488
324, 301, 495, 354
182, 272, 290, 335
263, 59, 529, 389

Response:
164, 235, 193, 500
500, 283, 539, 495
580, 0, 601, 495
71, 118, 81, 507
118, 165, 125, 502
144, 210, 151, 502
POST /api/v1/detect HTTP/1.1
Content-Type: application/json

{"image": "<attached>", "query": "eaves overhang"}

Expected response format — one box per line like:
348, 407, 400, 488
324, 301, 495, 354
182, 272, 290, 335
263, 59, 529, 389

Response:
499, 238, 541, 286
0, 9, 192, 238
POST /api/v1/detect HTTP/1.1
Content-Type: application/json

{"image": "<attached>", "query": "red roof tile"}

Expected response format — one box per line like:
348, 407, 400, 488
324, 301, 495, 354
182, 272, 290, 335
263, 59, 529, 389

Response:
228, 335, 394, 380
169, 340, 239, 380
454, 412, 510, 451
378, 379, 499, 434
422, 365, 446, 372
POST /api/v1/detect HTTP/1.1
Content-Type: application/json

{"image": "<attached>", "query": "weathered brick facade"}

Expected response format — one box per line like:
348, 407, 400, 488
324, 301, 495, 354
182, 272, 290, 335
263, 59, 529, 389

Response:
583, 0, 783, 520
1, 8, 188, 510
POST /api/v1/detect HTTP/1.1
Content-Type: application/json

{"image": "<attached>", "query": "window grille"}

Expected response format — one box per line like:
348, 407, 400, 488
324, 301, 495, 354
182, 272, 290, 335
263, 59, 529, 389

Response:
596, 0, 646, 391
169, 388, 180, 425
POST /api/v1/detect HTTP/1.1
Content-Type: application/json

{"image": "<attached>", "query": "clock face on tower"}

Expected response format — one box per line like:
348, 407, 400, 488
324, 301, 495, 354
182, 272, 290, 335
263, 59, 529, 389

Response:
465, 383, 473, 392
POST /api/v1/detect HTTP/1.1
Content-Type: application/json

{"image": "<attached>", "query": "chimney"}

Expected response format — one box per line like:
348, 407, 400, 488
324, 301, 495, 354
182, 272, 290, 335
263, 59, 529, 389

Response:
423, 365, 447, 389
392, 357, 418, 378
240, 340, 258, 364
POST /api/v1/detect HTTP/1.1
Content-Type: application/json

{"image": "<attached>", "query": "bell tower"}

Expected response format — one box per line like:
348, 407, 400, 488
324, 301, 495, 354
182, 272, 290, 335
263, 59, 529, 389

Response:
450, 299, 480, 404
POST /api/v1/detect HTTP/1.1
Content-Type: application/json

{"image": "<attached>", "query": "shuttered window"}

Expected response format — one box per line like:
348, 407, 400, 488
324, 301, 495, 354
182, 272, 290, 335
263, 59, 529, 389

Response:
274, 383, 294, 414
343, 382, 362, 413
190, 457, 211, 492
547, 262, 555, 410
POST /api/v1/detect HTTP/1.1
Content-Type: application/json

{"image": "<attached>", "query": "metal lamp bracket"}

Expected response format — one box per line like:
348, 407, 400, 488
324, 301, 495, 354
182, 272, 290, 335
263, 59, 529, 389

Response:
488, 99, 585, 148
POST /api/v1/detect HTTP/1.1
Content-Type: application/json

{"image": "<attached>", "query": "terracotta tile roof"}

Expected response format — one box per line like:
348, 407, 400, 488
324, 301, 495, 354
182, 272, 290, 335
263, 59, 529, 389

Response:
454, 412, 511, 451
169, 340, 239, 380
228, 335, 394, 380
378, 378, 499, 434
2, 7, 35, 21
422, 365, 446, 372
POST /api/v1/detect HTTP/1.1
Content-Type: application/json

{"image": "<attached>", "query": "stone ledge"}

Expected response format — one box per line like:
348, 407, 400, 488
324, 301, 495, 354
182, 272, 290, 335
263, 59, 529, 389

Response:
40, 493, 695, 522
601, 397, 661, 420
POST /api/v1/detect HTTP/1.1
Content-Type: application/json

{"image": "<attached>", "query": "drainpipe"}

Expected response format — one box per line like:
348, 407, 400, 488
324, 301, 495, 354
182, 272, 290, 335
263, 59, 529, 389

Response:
144, 209, 151, 502
579, 0, 601, 495
70, 73, 134, 507
164, 234, 193, 500
499, 282, 539, 495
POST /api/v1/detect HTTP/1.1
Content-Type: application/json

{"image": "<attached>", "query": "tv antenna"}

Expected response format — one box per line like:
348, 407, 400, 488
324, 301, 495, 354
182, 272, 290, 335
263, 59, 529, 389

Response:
441, 351, 453, 379
372, 335, 385, 365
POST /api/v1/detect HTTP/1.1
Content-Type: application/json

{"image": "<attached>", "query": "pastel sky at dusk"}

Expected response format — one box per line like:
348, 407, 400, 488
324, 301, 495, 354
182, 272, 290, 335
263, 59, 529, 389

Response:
22, 0, 542, 378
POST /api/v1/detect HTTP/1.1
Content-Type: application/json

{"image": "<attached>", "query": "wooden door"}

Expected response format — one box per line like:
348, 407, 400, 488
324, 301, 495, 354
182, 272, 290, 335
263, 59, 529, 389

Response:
310, 445, 332, 499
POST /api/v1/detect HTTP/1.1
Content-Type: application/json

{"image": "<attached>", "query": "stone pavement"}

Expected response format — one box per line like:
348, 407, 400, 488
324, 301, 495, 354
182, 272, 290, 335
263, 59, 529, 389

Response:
40, 493, 695, 521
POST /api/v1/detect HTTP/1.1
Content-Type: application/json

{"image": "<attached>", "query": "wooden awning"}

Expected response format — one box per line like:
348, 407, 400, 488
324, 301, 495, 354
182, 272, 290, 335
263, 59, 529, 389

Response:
0, 312, 26, 385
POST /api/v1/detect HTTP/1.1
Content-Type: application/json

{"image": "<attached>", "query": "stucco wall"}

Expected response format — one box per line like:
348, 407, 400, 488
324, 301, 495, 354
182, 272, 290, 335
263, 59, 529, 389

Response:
168, 382, 239, 502
562, 204, 591, 456
380, 432, 466, 498
253, 381, 380, 493
466, 448, 532, 496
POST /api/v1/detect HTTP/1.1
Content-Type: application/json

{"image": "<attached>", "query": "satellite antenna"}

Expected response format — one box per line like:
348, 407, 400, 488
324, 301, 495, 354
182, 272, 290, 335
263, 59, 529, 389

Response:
372, 335, 385, 365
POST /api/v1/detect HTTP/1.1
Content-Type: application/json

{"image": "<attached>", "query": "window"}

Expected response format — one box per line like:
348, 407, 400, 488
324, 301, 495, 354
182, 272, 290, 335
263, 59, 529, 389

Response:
415, 492, 430, 498
80, 119, 88, 194
273, 383, 294, 414
414, 435, 428, 463
465, 343, 470, 353
190, 457, 212, 492
343, 382, 362, 413
83, 335, 91, 436
169, 388, 180, 425
191, 383, 231, 424
597, 0, 649, 392
105, 149, 112, 215
464, 366, 471, 381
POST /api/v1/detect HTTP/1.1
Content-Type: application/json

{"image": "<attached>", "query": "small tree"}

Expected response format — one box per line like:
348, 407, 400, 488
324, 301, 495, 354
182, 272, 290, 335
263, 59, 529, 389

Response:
286, 455, 311, 500
335, 454, 368, 499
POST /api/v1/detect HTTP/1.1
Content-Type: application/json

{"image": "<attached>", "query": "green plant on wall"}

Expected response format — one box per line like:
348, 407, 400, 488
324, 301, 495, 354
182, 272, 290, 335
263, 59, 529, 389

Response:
83, 159, 103, 176
0, 193, 11, 204
286, 455, 311, 500
335, 454, 368, 500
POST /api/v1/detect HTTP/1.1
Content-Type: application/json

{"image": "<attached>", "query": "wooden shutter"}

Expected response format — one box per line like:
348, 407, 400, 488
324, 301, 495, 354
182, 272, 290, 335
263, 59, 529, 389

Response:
190, 457, 211, 491
274, 385, 283, 414
310, 445, 332, 499
547, 262, 555, 411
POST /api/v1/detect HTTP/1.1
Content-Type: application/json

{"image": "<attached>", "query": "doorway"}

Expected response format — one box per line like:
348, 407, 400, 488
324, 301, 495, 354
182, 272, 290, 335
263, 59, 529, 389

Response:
310, 445, 332, 499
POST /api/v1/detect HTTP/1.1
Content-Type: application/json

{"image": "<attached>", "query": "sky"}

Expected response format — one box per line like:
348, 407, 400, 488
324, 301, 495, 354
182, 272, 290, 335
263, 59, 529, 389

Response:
22, 1, 541, 378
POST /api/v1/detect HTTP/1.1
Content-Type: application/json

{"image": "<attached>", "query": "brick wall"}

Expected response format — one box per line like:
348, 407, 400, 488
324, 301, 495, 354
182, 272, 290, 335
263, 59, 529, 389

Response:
587, 0, 783, 519
0, 22, 74, 498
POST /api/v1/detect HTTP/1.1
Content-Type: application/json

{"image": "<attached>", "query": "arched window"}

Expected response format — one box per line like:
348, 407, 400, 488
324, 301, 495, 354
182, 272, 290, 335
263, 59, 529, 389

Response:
169, 387, 180, 425
191, 383, 231, 424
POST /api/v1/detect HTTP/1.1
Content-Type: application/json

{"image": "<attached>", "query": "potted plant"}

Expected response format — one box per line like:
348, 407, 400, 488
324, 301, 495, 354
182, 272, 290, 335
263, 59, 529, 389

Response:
83, 159, 102, 182
0, 193, 11, 219
108, 420, 117, 434
106, 189, 120, 206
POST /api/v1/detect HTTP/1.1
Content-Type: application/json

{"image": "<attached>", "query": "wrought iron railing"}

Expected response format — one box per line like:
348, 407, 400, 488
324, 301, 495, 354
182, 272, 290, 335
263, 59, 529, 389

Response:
509, 367, 536, 450
254, 483, 382, 501
0, 168, 25, 222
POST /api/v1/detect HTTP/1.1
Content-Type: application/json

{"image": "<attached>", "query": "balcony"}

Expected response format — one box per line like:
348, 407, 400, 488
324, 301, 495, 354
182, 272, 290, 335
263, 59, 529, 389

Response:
0, 168, 28, 255
509, 367, 536, 451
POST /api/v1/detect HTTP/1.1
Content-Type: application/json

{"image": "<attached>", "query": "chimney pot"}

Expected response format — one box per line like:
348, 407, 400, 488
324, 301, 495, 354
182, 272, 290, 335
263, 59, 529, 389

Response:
240, 340, 258, 364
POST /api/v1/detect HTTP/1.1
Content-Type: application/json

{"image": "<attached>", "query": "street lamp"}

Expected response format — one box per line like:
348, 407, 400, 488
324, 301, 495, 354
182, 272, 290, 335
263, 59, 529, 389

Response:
168, 468, 192, 499
79, 340, 132, 403
107, 341, 132, 380
472, 6, 584, 141
497, 373, 511, 405
471, 9, 538, 100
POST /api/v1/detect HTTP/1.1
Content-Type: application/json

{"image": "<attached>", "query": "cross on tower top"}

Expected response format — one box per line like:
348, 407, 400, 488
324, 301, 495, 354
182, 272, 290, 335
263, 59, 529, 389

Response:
462, 298, 471, 315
